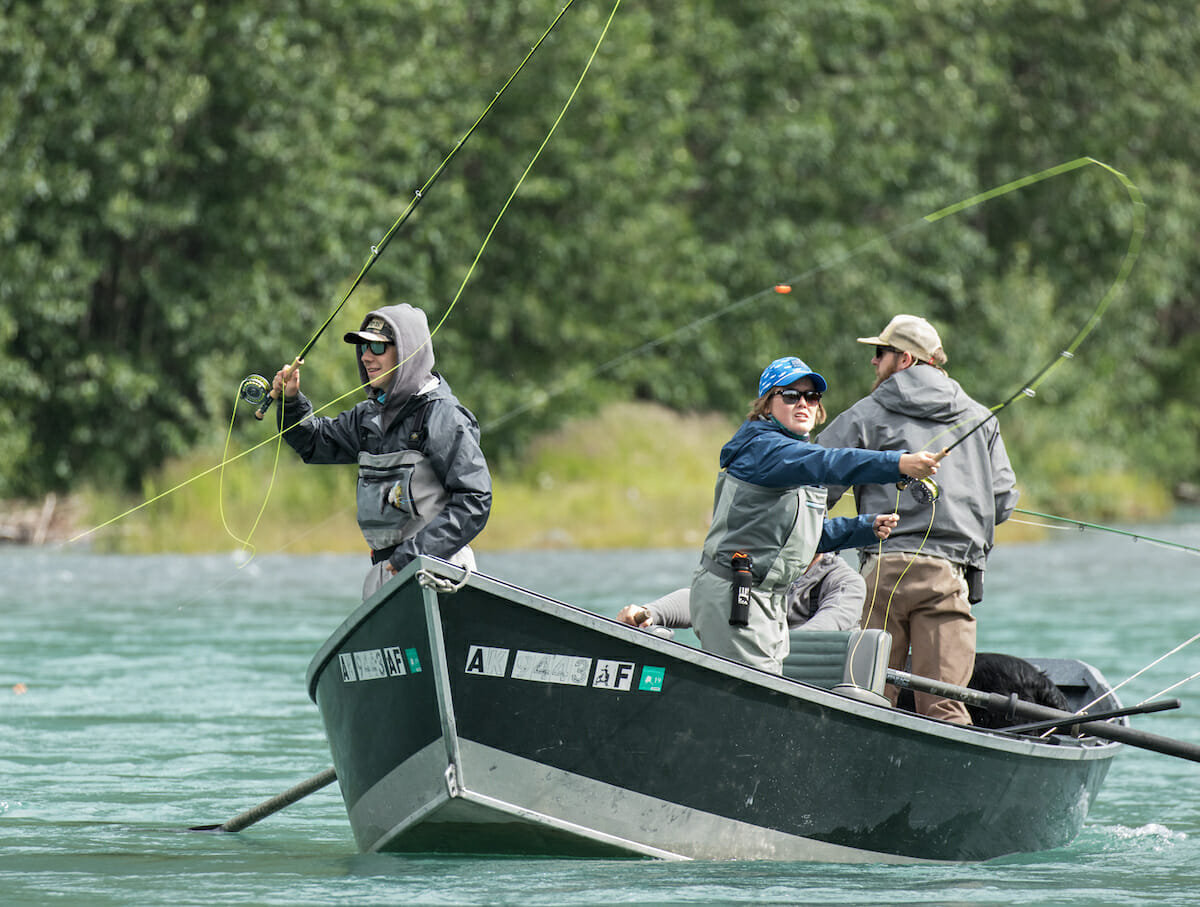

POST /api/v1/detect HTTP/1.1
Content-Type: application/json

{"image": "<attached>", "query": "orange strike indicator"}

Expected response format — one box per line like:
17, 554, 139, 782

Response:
774, 284, 792, 294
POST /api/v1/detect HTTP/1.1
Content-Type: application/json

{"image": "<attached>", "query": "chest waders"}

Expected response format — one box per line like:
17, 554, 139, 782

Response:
700, 472, 826, 590
691, 472, 826, 672
356, 449, 450, 553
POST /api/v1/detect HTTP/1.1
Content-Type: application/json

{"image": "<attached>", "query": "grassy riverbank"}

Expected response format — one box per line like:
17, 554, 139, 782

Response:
51, 400, 1173, 555
71, 402, 734, 555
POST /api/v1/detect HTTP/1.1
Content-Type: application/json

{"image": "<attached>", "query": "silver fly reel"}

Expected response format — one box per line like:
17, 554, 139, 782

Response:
238, 374, 272, 407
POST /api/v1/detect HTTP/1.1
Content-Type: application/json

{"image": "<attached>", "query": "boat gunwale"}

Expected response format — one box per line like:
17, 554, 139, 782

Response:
306, 555, 1122, 765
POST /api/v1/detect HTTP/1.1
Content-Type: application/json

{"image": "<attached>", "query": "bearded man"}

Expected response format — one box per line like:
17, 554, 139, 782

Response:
818, 315, 1019, 724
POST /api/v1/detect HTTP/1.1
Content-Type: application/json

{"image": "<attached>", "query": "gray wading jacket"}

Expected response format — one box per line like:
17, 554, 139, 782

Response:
818, 364, 1018, 570
278, 305, 491, 571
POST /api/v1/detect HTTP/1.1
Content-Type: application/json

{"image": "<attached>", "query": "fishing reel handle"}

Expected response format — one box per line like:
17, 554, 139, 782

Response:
253, 394, 275, 421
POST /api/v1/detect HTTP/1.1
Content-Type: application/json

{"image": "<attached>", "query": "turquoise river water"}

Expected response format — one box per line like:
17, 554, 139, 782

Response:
3, 521, 1199, 905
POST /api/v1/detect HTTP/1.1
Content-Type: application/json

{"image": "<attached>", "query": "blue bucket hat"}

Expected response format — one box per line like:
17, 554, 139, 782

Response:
757, 356, 828, 397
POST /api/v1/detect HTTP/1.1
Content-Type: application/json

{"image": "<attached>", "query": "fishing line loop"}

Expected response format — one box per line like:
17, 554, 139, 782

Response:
911, 157, 1144, 459
232, 0, 624, 549
68, 0, 617, 549
483, 156, 1144, 440
856, 485, 938, 678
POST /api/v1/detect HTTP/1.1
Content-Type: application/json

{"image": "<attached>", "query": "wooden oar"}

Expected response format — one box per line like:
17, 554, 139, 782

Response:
888, 669, 1200, 763
190, 767, 337, 832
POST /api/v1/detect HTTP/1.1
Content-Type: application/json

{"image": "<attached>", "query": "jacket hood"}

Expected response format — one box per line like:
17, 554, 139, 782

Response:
872, 365, 972, 423
355, 304, 436, 409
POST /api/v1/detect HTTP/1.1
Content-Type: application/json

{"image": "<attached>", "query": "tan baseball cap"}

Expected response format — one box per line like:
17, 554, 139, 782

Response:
343, 315, 393, 345
857, 314, 947, 365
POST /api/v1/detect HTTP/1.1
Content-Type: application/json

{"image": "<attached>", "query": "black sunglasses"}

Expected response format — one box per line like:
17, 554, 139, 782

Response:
357, 340, 392, 356
773, 388, 823, 406
875, 345, 903, 359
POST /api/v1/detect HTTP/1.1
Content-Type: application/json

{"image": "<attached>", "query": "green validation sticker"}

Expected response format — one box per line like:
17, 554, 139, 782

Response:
405, 648, 422, 673
638, 666, 665, 692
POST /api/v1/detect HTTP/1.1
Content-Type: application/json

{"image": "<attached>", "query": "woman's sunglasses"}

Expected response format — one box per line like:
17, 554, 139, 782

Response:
357, 341, 392, 356
773, 388, 823, 406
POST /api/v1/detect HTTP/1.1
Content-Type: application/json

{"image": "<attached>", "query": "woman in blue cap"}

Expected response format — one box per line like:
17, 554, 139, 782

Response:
689, 356, 939, 673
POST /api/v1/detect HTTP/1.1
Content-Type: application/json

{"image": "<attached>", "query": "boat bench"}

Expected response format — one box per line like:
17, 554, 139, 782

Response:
782, 629, 893, 706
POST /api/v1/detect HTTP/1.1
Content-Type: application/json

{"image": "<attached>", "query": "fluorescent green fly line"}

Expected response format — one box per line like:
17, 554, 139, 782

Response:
228, 0, 625, 555
1009, 508, 1200, 557
67, 0, 622, 552
854, 485, 938, 683
282, 0, 602, 370
485, 155, 1145, 435
851, 156, 1145, 672
915, 156, 1145, 455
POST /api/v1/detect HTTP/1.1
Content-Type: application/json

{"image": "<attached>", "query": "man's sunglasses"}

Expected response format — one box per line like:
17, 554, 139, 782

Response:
357, 340, 392, 356
773, 388, 823, 406
875, 345, 903, 359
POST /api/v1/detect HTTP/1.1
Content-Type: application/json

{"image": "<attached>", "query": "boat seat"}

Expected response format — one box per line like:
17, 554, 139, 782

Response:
782, 629, 893, 707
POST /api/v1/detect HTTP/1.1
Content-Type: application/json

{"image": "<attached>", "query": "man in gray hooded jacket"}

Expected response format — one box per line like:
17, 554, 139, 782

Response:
818, 315, 1018, 723
273, 303, 491, 599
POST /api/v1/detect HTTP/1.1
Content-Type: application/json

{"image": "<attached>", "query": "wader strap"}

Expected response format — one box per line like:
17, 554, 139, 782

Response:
371, 545, 398, 565
700, 552, 735, 582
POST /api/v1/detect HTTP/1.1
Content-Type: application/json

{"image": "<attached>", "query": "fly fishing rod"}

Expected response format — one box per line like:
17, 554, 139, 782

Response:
1012, 508, 1200, 556
897, 157, 1145, 505
897, 342, 1080, 503
237, 0, 585, 420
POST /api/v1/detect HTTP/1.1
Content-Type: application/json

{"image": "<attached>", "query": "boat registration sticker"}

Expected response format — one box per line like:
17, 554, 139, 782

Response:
405, 648, 422, 673
338, 646, 417, 682
382, 646, 408, 676
352, 649, 387, 681
592, 660, 636, 690
639, 666, 665, 692
465, 645, 510, 677
511, 650, 591, 686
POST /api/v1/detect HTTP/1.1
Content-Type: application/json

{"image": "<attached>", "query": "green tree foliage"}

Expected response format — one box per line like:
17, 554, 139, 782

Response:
2, 0, 1198, 507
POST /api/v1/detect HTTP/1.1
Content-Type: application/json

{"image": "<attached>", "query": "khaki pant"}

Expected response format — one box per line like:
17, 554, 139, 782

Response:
861, 553, 975, 724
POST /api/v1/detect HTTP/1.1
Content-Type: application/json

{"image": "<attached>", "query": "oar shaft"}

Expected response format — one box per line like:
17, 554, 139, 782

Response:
216, 767, 337, 833
888, 669, 1200, 763
1004, 698, 1180, 735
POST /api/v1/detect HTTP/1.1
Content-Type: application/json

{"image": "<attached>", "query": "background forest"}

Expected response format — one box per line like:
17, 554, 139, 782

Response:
3, 1, 1199, 549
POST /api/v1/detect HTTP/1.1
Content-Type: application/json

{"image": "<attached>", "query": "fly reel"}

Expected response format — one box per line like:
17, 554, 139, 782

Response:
897, 476, 940, 505
238, 375, 272, 408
